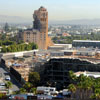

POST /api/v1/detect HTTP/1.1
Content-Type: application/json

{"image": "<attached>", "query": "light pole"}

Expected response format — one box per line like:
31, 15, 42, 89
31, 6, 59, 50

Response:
32, 51, 36, 71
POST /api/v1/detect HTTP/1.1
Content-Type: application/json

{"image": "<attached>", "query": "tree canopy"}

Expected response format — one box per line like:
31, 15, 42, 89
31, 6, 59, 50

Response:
68, 70, 100, 99
1, 42, 38, 53
28, 72, 40, 86
52, 34, 100, 44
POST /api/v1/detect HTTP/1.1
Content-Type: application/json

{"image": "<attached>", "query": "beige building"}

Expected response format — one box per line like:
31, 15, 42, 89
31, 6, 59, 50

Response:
18, 6, 53, 50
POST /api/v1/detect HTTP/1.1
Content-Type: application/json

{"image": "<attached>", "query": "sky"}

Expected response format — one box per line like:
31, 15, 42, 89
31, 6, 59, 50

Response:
0, 0, 100, 21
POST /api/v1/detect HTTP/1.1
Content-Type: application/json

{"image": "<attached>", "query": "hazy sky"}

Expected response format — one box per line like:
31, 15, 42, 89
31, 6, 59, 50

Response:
0, 0, 100, 21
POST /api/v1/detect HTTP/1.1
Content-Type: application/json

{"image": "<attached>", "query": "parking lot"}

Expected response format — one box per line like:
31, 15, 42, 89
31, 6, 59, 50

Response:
0, 65, 21, 92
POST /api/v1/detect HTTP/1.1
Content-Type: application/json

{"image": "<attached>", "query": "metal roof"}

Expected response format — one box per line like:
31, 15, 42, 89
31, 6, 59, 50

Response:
73, 40, 100, 43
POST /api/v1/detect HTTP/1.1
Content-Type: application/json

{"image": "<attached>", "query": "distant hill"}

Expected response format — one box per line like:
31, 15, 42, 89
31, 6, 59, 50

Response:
0, 15, 32, 24
0, 15, 100, 25
49, 19, 100, 25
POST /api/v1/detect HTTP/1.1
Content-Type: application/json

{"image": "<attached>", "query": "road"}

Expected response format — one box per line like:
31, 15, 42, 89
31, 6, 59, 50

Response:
0, 63, 22, 92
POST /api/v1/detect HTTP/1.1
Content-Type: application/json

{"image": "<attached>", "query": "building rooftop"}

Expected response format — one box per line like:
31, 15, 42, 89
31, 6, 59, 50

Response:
39, 6, 47, 11
50, 56, 100, 64
75, 71, 100, 78
73, 40, 100, 43
86, 72, 100, 75
54, 44, 72, 46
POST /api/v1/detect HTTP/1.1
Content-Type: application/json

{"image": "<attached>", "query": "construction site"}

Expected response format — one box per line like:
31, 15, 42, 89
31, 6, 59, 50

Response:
41, 49, 100, 90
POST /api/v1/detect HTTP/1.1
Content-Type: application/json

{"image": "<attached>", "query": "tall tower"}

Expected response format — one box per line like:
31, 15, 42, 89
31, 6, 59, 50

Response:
33, 6, 49, 49
20, 6, 53, 50
33, 6, 48, 33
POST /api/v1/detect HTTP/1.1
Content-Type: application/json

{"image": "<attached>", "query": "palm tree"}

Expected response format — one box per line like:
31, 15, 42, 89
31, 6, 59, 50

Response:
30, 88, 37, 95
77, 75, 93, 99
69, 71, 77, 84
84, 77, 93, 97
68, 84, 76, 98
6, 81, 12, 94
19, 88, 26, 94
78, 74, 87, 82
23, 82, 32, 92
91, 88, 100, 99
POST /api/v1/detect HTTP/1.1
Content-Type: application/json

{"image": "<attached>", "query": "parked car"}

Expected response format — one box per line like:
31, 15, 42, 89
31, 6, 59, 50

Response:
5, 75, 11, 81
37, 86, 58, 96
4, 72, 9, 76
0, 82, 5, 86
62, 89, 71, 96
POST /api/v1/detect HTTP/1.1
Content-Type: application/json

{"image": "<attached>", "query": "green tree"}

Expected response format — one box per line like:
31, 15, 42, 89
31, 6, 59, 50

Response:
1, 42, 38, 53
6, 81, 12, 94
68, 84, 76, 98
6, 81, 12, 88
30, 88, 37, 95
4, 23, 9, 32
1, 46, 7, 53
28, 72, 40, 86
69, 70, 77, 84
19, 88, 26, 94
23, 82, 32, 92
68, 84, 76, 93
0, 93, 6, 99
78, 74, 87, 82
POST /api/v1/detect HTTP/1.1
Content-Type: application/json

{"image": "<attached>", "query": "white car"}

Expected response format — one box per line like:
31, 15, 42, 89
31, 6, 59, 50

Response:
5, 75, 11, 81
0, 82, 5, 86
